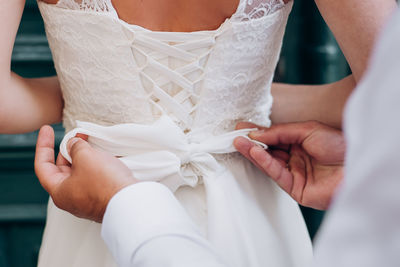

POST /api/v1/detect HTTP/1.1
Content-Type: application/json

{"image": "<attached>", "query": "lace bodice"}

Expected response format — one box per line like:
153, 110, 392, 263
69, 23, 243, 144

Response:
36, 4, 315, 267
38, 0, 292, 133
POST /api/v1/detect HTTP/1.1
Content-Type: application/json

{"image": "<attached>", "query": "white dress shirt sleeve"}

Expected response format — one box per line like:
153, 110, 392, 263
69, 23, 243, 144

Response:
312, 9, 400, 267
101, 182, 227, 267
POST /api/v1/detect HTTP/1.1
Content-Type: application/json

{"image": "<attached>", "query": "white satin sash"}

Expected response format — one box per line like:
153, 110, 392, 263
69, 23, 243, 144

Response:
60, 116, 265, 192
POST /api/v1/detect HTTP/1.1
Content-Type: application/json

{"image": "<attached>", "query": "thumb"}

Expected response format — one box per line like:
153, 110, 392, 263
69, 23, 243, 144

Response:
235, 121, 266, 130
248, 121, 321, 146
67, 137, 92, 163
35, 125, 68, 194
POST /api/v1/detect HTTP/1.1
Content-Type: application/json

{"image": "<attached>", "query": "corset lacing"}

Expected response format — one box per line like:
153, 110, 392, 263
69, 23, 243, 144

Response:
121, 28, 226, 130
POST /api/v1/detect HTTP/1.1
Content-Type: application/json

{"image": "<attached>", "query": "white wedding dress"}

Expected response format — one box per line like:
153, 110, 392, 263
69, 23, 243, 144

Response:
37, 0, 313, 266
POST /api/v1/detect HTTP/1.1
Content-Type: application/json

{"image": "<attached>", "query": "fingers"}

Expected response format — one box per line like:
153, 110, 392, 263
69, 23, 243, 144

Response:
235, 121, 266, 130
286, 145, 307, 202
269, 144, 291, 152
56, 152, 71, 167
249, 121, 321, 146
234, 136, 255, 158
234, 137, 264, 170
235, 135, 301, 202
35, 125, 56, 175
35, 125, 64, 193
67, 137, 92, 163
75, 133, 88, 141
249, 146, 294, 195
270, 149, 290, 166
35, 125, 55, 158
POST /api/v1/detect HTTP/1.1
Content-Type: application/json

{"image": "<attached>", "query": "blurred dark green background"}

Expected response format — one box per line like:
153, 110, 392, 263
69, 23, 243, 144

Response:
0, 1, 350, 266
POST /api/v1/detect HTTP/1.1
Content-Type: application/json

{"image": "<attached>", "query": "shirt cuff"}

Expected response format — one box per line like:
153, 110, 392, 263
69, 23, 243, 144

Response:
101, 182, 203, 267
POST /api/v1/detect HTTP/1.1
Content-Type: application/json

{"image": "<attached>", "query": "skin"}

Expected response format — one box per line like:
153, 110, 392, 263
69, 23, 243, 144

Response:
271, 77, 355, 129
35, 125, 137, 222
0, 0, 397, 134
234, 121, 345, 210
272, 0, 397, 128
0, 1, 62, 134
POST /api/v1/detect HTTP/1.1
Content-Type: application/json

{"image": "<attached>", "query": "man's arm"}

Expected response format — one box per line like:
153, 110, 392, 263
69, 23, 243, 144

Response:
34, 126, 227, 267
103, 183, 227, 267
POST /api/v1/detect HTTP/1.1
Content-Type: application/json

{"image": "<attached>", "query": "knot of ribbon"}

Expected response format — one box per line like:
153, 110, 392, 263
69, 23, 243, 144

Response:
60, 116, 265, 192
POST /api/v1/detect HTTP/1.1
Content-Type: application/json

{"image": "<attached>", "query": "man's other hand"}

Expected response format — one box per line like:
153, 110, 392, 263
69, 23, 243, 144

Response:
234, 121, 345, 210
34, 125, 137, 222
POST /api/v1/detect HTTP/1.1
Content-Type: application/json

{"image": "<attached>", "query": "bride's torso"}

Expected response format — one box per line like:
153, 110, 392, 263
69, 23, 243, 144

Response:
36, 4, 316, 266
38, 0, 292, 134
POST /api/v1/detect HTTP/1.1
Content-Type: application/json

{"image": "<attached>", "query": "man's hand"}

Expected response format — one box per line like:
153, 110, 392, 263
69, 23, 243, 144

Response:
234, 121, 345, 210
34, 125, 137, 223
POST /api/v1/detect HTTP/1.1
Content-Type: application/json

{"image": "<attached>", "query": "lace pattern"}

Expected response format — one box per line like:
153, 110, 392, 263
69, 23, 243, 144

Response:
235, 0, 285, 20
56, 0, 114, 12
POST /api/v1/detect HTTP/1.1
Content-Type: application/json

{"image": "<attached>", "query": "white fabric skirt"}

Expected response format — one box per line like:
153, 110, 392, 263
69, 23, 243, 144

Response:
38, 156, 312, 267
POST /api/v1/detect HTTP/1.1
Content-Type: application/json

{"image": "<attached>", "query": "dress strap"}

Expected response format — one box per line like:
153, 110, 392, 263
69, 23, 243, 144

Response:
232, 0, 286, 21
53, 0, 118, 16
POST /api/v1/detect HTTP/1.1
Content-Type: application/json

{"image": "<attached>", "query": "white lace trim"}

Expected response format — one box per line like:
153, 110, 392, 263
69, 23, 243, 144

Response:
56, 0, 113, 12
51, 0, 286, 22
234, 0, 286, 21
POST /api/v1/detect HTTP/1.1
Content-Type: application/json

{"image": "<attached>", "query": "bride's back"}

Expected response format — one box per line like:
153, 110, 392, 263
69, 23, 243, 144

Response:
41, 0, 241, 32
37, 0, 292, 133
41, 0, 290, 31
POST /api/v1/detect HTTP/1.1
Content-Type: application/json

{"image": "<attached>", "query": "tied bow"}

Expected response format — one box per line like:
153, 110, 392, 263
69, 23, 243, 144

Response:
60, 116, 266, 192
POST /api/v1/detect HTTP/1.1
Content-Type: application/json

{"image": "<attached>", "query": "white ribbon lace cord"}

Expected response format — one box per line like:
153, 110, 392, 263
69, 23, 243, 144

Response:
59, 116, 263, 192
119, 27, 224, 130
